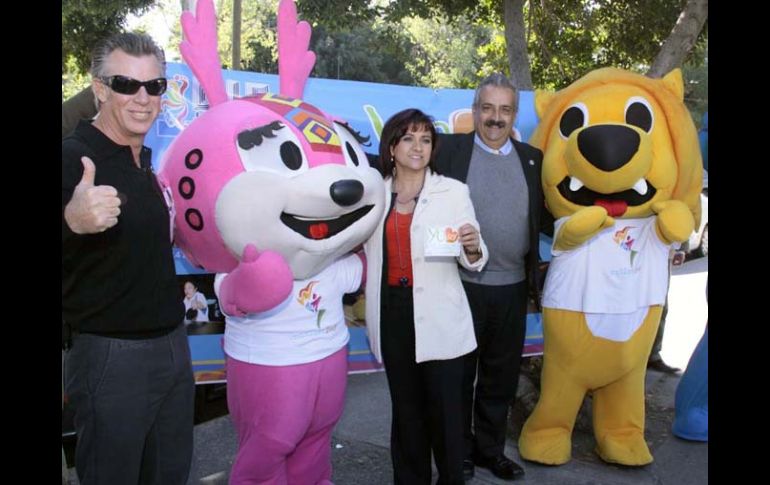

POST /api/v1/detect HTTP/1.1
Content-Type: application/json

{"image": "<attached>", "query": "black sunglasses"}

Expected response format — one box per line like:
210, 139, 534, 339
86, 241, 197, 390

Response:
99, 75, 168, 96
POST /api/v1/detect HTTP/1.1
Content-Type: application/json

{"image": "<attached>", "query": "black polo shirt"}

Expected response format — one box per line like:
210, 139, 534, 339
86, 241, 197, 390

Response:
62, 120, 183, 338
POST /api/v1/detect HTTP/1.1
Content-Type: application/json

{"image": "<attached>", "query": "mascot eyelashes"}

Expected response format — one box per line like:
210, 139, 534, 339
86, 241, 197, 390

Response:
518, 67, 701, 466
158, 0, 384, 482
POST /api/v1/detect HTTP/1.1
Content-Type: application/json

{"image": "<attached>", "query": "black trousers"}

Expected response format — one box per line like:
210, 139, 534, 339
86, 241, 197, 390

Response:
381, 286, 466, 485
461, 280, 528, 460
65, 324, 195, 485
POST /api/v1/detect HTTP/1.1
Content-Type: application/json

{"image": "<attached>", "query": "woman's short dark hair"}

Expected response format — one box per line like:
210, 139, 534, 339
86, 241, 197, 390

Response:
378, 108, 439, 178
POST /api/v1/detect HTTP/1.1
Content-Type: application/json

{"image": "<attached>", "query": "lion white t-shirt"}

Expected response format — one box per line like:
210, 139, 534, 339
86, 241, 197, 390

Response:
217, 254, 362, 366
542, 217, 673, 341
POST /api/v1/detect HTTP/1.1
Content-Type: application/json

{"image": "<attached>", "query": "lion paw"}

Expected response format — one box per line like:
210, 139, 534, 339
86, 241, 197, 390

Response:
519, 428, 572, 465
595, 430, 653, 466
555, 206, 615, 251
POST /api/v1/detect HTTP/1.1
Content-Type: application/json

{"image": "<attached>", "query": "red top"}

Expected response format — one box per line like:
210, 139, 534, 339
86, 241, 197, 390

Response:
385, 209, 414, 287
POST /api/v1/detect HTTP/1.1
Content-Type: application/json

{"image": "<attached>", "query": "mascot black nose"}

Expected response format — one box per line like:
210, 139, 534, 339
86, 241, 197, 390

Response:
578, 125, 640, 172
330, 179, 364, 206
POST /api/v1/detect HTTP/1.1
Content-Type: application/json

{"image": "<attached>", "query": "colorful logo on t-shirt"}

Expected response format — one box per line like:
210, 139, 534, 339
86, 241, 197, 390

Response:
297, 281, 326, 327
613, 226, 638, 266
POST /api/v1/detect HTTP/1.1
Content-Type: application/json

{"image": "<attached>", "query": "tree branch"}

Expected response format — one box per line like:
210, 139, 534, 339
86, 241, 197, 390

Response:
647, 0, 708, 78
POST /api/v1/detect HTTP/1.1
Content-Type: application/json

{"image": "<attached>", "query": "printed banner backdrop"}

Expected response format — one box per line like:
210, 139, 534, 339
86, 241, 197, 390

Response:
150, 63, 546, 382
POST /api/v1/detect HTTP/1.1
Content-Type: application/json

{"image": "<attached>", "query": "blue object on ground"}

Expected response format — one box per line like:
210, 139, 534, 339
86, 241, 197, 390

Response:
672, 326, 708, 441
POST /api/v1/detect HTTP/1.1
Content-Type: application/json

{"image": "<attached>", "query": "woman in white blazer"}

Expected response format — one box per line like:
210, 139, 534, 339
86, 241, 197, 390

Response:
364, 109, 488, 484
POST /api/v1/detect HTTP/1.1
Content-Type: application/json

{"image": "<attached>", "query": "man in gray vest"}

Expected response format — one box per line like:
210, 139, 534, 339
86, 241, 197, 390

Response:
435, 73, 551, 481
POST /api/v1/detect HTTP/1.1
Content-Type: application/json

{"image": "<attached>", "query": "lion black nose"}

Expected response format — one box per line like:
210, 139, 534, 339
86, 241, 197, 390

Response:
578, 125, 640, 172
330, 179, 364, 206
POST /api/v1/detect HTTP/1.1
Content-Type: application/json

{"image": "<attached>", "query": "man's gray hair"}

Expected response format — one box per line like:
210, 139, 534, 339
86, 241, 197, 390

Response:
472, 73, 519, 113
90, 32, 166, 79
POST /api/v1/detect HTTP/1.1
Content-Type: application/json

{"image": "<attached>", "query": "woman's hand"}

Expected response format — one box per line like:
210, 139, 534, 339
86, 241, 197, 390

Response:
459, 223, 481, 262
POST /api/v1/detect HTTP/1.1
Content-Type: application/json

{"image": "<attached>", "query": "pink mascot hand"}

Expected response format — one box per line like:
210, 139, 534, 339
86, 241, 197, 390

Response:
218, 244, 294, 316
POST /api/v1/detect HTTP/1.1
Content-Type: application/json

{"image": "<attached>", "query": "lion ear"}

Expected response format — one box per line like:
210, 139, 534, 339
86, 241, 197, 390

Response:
534, 89, 557, 120
661, 69, 685, 102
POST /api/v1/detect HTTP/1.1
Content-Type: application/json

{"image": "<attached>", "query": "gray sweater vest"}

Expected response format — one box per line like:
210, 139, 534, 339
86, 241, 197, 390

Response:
460, 144, 530, 285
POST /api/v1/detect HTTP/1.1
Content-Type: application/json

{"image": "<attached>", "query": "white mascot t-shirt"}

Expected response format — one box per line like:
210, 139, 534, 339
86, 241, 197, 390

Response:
217, 254, 363, 365
542, 217, 673, 341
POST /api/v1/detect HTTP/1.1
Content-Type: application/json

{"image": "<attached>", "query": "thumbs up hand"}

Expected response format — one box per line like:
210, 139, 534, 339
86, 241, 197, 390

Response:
64, 156, 123, 234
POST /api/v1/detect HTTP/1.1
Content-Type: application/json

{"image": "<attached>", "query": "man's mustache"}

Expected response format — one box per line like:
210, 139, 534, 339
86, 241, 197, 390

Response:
484, 120, 506, 129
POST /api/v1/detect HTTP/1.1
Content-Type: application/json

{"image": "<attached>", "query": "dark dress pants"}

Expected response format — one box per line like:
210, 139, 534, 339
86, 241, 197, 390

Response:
65, 324, 195, 485
461, 280, 528, 460
381, 286, 466, 485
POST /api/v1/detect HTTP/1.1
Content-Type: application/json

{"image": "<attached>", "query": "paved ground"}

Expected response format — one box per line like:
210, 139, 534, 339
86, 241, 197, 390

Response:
183, 369, 707, 484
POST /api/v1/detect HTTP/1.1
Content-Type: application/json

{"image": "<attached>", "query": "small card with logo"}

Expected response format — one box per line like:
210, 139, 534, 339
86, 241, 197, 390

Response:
424, 226, 462, 257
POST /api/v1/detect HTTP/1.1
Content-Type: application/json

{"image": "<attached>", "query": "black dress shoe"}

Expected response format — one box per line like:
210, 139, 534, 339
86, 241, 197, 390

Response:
647, 359, 681, 374
462, 459, 475, 480
474, 454, 525, 480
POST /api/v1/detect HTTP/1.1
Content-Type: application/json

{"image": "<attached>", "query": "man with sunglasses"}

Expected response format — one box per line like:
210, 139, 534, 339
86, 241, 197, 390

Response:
62, 32, 193, 485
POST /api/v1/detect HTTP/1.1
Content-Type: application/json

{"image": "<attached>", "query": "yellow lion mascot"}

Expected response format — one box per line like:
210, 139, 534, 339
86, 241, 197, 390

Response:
518, 68, 702, 466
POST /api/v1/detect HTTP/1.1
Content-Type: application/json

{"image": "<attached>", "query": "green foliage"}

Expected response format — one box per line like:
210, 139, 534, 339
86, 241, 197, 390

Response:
62, 0, 157, 74
291, 0, 707, 95
476, 32, 509, 79
66, 0, 705, 114
214, 0, 279, 70
383, 0, 495, 24
289, 8, 497, 88
194, 1, 414, 85
527, 0, 708, 89
62, 56, 92, 102
310, 23, 415, 85
243, 36, 278, 74
128, 0, 182, 62
296, 0, 383, 30
400, 15, 492, 89
287, 2, 500, 89
682, 40, 708, 128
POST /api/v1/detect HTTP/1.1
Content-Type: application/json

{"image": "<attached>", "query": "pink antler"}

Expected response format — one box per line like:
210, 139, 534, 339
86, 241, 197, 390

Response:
180, 0, 227, 107
277, 0, 316, 98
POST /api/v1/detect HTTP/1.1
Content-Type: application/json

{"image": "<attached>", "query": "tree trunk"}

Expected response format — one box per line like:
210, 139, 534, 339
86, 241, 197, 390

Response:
62, 87, 97, 138
504, 0, 533, 90
647, 0, 708, 78
232, 0, 242, 70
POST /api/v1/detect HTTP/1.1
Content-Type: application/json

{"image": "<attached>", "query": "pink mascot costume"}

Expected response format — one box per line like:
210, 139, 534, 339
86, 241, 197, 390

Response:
158, 0, 386, 483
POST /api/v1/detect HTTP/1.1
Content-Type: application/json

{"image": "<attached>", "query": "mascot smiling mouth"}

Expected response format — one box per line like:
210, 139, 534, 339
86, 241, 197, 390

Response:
281, 205, 374, 240
556, 176, 657, 217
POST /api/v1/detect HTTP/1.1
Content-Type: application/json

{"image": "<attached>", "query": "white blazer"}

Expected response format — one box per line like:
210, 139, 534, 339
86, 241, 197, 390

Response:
364, 170, 488, 363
